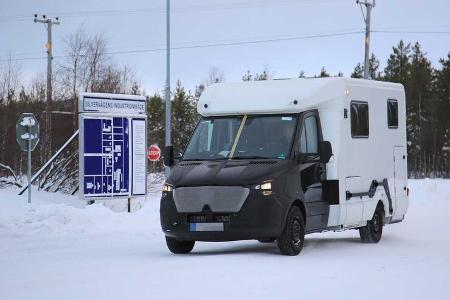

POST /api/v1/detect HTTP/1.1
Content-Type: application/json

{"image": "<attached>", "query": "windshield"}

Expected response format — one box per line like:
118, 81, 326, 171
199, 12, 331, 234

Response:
183, 115, 298, 161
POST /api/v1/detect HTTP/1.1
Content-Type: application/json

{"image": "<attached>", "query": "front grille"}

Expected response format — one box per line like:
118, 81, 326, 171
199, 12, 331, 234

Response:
179, 162, 202, 166
187, 214, 230, 223
173, 186, 249, 213
249, 160, 277, 165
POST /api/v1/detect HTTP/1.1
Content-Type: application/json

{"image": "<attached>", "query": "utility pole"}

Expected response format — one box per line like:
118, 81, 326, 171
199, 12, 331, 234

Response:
165, 0, 171, 176
357, 0, 375, 79
34, 14, 60, 159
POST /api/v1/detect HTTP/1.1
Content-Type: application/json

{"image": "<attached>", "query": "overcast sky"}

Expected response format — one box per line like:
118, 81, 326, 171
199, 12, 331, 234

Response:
1, 0, 449, 94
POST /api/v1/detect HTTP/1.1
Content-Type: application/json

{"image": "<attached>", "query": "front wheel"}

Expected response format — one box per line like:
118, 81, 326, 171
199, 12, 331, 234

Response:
359, 206, 384, 243
277, 206, 305, 256
165, 236, 195, 254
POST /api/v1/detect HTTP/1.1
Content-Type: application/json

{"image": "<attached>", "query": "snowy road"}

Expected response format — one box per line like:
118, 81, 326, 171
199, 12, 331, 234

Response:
1, 179, 449, 300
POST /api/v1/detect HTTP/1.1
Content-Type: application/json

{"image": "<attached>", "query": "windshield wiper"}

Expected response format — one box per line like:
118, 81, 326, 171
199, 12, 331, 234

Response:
182, 158, 227, 161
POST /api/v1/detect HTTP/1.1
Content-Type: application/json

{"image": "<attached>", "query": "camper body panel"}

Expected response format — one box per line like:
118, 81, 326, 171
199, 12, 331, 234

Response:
160, 77, 408, 244
336, 81, 408, 227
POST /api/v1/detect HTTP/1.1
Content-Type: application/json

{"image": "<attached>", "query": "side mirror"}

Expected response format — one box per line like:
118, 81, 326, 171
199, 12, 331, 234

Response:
318, 141, 333, 163
164, 145, 174, 167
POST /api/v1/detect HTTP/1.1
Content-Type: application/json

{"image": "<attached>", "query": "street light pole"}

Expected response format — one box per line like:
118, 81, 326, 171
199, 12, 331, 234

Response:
27, 127, 32, 204
165, 0, 171, 176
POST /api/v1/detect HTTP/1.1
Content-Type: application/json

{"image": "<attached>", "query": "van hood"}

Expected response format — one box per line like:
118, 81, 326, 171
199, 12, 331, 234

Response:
167, 159, 291, 187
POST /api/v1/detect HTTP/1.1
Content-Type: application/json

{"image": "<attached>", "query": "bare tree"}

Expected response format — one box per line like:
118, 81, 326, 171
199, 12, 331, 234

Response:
56, 28, 89, 128
254, 67, 272, 81
0, 55, 21, 103
242, 67, 273, 81
85, 34, 109, 92
118, 65, 140, 94
206, 67, 225, 85
28, 74, 47, 102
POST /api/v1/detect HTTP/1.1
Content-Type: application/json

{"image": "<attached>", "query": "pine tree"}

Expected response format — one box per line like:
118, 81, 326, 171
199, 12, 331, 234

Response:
242, 70, 252, 81
147, 94, 165, 170
409, 42, 434, 176
242, 68, 272, 81
351, 63, 364, 78
434, 53, 450, 176
351, 53, 379, 79
254, 68, 271, 81
171, 81, 198, 156
318, 67, 330, 77
384, 40, 411, 83
369, 53, 380, 79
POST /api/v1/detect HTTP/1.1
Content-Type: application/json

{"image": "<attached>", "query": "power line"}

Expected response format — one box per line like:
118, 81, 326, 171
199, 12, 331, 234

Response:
0, 0, 348, 23
1, 29, 450, 63
0, 30, 364, 62
372, 30, 450, 34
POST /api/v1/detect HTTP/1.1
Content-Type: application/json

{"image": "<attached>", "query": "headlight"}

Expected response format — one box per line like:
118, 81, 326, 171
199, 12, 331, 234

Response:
162, 183, 173, 192
254, 181, 272, 195
255, 181, 271, 190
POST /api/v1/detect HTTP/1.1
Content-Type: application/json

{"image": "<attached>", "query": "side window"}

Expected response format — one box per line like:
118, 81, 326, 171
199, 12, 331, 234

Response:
195, 120, 211, 152
300, 125, 307, 153
350, 101, 369, 138
299, 115, 319, 154
387, 99, 398, 128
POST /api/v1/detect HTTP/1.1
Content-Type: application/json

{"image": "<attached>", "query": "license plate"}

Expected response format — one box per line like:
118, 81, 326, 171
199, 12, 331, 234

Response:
189, 223, 224, 232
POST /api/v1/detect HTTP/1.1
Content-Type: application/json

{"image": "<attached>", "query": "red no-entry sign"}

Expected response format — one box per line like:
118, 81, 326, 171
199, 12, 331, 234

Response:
148, 145, 161, 161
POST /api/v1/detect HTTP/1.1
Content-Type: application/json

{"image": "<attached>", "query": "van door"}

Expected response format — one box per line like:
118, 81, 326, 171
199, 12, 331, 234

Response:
393, 146, 407, 217
298, 111, 329, 232
344, 176, 363, 225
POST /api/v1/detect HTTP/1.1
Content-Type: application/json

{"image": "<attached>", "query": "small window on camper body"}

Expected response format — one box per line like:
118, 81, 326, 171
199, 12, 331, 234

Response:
350, 101, 369, 138
387, 99, 398, 128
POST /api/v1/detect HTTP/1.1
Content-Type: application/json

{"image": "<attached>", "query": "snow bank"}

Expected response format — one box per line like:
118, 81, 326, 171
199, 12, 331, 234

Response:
0, 179, 449, 300
0, 180, 162, 238
0, 178, 447, 239
408, 178, 450, 204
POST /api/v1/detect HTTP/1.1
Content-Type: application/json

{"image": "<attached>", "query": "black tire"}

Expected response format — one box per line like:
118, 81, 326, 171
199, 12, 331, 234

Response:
359, 206, 384, 243
277, 206, 305, 256
165, 236, 195, 254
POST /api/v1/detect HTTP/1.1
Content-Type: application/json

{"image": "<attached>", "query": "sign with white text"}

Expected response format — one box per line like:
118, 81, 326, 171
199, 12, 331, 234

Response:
79, 92, 146, 114
79, 93, 147, 200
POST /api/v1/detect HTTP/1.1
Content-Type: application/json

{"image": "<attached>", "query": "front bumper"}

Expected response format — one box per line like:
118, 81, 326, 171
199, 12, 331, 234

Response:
160, 190, 285, 241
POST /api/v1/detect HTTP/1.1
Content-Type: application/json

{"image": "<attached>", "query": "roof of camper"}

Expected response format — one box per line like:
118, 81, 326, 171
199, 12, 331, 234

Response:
197, 77, 404, 116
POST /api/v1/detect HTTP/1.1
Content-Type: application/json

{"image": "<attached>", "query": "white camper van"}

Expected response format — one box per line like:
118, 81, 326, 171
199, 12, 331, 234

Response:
161, 77, 408, 255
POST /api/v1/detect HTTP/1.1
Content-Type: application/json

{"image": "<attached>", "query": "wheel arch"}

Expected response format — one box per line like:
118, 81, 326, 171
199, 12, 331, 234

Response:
290, 199, 307, 224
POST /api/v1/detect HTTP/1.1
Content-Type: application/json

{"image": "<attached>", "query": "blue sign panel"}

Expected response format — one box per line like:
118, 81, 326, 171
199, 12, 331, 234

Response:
79, 92, 147, 200
83, 117, 130, 197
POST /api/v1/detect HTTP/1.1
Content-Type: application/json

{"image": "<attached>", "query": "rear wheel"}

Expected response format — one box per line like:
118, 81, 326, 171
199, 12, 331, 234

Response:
277, 206, 305, 256
359, 206, 384, 243
165, 236, 195, 254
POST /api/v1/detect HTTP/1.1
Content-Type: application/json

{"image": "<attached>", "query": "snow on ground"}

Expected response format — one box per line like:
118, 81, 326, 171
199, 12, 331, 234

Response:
0, 179, 449, 300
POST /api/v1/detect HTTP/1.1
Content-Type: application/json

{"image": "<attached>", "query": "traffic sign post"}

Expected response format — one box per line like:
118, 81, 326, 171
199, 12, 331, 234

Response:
16, 113, 40, 204
148, 145, 161, 162
148, 144, 161, 177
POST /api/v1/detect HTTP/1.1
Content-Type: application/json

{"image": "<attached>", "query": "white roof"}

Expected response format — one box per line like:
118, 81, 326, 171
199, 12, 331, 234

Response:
197, 77, 403, 116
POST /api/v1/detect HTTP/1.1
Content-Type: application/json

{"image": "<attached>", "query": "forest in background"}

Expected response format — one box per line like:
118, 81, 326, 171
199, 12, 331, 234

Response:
0, 29, 449, 191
